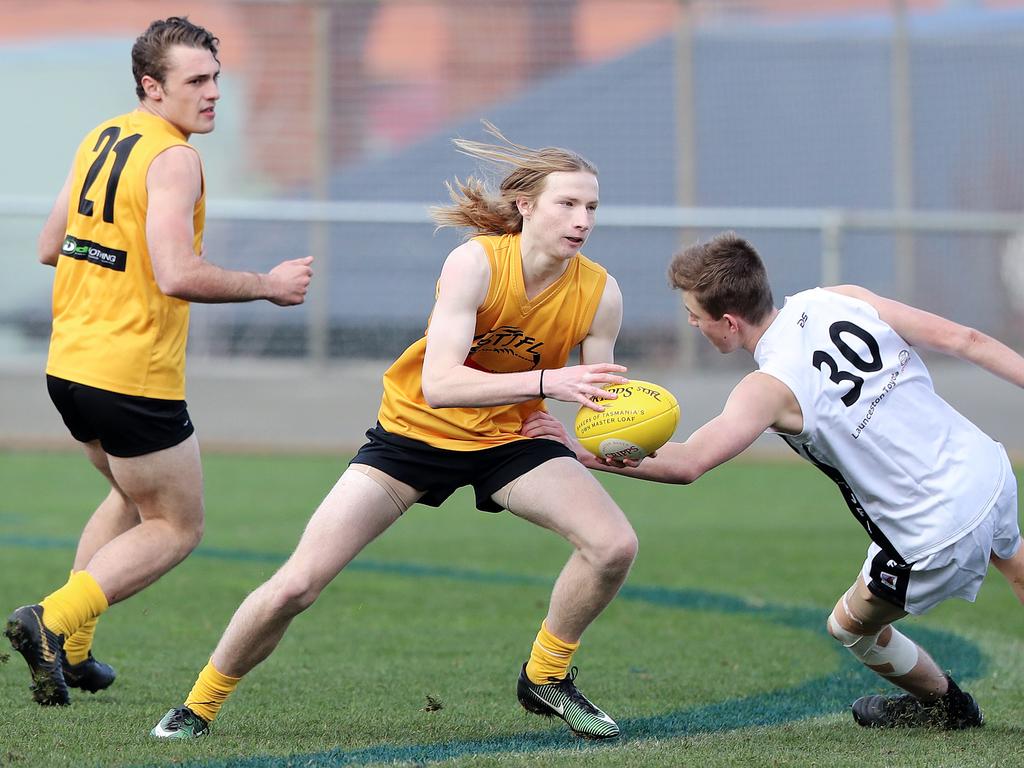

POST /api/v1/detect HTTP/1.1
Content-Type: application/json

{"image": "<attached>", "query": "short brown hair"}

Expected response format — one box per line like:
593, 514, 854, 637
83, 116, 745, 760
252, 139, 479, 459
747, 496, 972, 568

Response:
668, 231, 775, 323
132, 17, 219, 100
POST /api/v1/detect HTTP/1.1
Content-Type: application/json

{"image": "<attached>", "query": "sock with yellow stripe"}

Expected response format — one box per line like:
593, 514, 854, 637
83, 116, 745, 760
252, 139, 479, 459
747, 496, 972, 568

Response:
185, 660, 241, 724
525, 620, 579, 685
39, 570, 109, 641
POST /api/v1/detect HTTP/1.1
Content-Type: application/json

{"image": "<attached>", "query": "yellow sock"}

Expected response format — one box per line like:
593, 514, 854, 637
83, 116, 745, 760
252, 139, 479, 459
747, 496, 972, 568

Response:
525, 620, 579, 685
63, 569, 99, 665
185, 660, 241, 723
40, 570, 109, 640
64, 616, 99, 665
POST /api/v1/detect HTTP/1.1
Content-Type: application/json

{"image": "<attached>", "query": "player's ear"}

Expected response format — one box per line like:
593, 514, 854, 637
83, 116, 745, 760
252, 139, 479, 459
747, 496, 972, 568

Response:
516, 196, 533, 219
141, 74, 164, 101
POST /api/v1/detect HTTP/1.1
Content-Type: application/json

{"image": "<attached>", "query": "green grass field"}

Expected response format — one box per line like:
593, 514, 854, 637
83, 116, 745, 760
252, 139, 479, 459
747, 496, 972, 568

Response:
1, 449, 1022, 768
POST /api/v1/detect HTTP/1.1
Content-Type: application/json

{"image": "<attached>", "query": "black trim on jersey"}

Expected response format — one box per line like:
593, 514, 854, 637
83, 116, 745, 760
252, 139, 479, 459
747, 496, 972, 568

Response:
779, 435, 908, 566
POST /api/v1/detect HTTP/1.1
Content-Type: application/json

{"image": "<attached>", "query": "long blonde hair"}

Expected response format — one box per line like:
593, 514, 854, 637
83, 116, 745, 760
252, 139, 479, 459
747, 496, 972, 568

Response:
430, 121, 598, 236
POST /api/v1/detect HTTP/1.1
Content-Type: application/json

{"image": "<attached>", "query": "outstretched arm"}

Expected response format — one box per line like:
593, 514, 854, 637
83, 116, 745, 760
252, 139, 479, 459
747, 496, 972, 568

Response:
523, 371, 798, 484
828, 285, 1024, 388
147, 146, 312, 305
421, 243, 628, 409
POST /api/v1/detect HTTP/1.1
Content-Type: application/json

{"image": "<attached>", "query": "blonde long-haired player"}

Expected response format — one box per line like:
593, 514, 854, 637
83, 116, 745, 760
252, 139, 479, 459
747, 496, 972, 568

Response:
152, 123, 637, 740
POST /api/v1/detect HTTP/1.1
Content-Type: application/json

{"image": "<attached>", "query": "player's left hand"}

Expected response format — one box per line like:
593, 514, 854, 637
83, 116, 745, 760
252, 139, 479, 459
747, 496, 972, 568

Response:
596, 454, 649, 468
520, 411, 655, 473
520, 410, 570, 441
520, 410, 591, 464
266, 255, 314, 306
520, 411, 654, 468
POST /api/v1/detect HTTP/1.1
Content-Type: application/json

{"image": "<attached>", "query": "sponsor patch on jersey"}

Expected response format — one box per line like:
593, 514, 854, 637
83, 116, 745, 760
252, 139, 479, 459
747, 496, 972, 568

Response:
61, 235, 127, 272
879, 571, 899, 589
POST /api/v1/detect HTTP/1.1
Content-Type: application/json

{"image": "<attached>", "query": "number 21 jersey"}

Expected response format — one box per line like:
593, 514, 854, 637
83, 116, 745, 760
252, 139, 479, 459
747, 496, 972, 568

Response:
754, 288, 1005, 564
47, 110, 205, 400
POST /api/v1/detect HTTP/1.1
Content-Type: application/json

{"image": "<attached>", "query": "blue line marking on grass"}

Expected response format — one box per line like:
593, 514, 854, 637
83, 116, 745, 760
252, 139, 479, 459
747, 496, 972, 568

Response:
0, 535, 985, 767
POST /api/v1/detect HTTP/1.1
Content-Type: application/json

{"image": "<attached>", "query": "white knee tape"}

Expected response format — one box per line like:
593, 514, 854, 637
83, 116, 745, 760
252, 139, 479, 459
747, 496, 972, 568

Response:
827, 612, 919, 677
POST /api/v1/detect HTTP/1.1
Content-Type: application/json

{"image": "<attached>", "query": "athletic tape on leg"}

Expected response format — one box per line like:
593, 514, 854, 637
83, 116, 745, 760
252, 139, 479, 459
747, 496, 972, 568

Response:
348, 464, 417, 514
827, 612, 919, 677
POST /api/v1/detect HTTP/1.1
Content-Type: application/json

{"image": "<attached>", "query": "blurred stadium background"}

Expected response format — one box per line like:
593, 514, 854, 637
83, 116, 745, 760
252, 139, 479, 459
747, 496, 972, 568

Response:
2, 0, 1024, 454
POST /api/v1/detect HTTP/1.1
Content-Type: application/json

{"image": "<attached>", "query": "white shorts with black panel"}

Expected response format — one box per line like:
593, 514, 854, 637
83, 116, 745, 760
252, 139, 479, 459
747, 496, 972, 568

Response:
860, 456, 1020, 615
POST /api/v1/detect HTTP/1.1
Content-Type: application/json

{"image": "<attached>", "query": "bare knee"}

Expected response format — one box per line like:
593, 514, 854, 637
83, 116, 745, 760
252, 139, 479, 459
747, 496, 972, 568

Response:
586, 527, 639, 577
182, 516, 204, 553
173, 498, 204, 553
146, 503, 204, 560
265, 569, 323, 617
618, 529, 640, 570
104, 487, 141, 521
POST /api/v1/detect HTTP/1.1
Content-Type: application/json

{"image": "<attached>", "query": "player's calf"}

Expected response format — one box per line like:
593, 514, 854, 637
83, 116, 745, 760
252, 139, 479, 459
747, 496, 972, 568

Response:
828, 610, 983, 730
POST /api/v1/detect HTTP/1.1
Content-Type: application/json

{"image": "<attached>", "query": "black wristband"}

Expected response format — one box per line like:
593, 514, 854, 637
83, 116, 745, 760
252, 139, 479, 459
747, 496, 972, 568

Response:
539, 369, 546, 398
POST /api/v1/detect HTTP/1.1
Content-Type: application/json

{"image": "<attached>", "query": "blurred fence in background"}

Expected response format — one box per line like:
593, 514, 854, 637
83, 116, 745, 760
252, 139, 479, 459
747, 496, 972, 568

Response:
3, 201, 1024, 371
3, 0, 1024, 374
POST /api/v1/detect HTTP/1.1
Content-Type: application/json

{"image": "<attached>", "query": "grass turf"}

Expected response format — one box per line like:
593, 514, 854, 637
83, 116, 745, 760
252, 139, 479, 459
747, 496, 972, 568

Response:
0, 450, 1021, 767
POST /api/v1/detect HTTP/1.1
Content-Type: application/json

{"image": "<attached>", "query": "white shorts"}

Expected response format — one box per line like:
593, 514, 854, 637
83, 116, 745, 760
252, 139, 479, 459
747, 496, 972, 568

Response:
860, 456, 1020, 616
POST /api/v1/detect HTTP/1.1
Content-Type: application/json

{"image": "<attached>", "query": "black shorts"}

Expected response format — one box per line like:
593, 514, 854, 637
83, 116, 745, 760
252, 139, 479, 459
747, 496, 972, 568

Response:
350, 423, 575, 512
46, 375, 195, 458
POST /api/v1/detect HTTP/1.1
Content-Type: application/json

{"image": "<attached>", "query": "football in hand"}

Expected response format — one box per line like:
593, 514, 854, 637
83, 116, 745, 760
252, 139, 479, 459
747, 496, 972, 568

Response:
574, 380, 679, 460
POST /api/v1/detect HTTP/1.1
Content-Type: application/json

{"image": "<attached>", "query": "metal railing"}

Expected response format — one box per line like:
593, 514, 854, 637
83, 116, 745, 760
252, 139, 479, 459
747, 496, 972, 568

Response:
4, 196, 1023, 366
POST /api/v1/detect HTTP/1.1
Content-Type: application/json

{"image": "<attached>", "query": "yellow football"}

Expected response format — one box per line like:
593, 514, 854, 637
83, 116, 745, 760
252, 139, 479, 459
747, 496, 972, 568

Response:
574, 380, 680, 460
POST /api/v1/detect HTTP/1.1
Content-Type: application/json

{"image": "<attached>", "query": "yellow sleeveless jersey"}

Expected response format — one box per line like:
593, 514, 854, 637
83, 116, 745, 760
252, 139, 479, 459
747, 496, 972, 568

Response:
378, 233, 608, 450
46, 111, 204, 399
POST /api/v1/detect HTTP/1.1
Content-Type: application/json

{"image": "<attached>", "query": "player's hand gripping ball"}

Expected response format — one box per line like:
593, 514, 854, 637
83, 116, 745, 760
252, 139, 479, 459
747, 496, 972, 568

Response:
574, 380, 679, 460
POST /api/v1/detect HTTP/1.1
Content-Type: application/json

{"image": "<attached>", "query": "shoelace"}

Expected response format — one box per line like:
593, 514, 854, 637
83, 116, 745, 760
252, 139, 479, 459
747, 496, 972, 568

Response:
167, 707, 197, 727
551, 667, 602, 714
544, 665, 580, 685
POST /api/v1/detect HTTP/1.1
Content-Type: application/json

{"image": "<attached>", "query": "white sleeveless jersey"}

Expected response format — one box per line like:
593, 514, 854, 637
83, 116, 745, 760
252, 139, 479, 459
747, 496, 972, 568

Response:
754, 288, 1005, 564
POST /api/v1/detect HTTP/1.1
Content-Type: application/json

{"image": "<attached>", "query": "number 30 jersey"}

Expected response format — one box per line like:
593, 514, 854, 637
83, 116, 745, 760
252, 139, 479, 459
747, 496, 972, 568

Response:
755, 288, 1006, 564
46, 110, 205, 400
